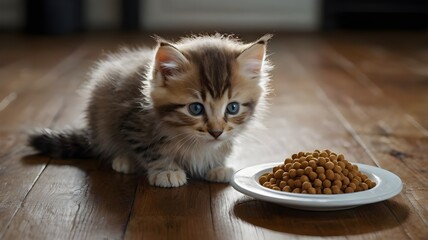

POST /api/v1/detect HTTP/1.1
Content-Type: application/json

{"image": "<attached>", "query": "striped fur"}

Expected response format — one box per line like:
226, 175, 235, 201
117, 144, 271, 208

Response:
29, 34, 273, 187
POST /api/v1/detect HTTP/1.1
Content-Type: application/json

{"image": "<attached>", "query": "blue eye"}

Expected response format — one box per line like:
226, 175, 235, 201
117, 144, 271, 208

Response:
226, 102, 240, 115
188, 103, 204, 116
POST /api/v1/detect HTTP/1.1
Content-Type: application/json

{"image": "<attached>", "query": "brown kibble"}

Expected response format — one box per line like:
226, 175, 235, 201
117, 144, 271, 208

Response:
289, 169, 297, 178
345, 187, 354, 193
301, 161, 309, 169
269, 178, 276, 184
325, 161, 334, 170
263, 182, 271, 188
296, 169, 305, 177
279, 181, 287, 189
308, 171, 317, 181
342, 169, 349, 176
338, 161, 346, 169
329, 155, 337, 161
300, 175, 309, 183
282, 186, 291, 192
360, 182, 369, 190
293, 162, 301, 170
304, 166, 313, 175
259, 176, 268, 185
292, 188, 301, 193
323, 188, 332, 194
333, 180, 342, 188
337, 154, 345, 161
318, 173, 326, 181
348, 172, 354, 180
320, 152, 328, 158
299, 156, 307, 163
326, 169, 335, 181
284, 163, 292, 171
351, 179, 360, 186
308, 187, 316, 194
331, 185, 340, 194
361, 174, 368, 181
349, 182, 357, 190
346, 163, 354, 170
333, 165, 342, 173
313, 179, 322, 187
284, 158, 293, 164
323, 179, 332, 188
292, 153, 298, 159
354, 176, 362, 182
318, 157, 327, 166
294, 180, 302, 188
313, 152, 319, 158
282, 171, 289, 178
302, 181, 312, 190
316, 166, 325, 174
365, 179, 376, 188
356, 185, 363, 192
342, 177, 350, 186
287, 179, 295, 188
267, 173, 274, 179
274, 169, 284, 179
334, 173, 342, 181
298, 152, 305, 157
316, 187, 322, 194
309, 160, 317, 169
272, 186, 281, 191
273, 166, 281, 173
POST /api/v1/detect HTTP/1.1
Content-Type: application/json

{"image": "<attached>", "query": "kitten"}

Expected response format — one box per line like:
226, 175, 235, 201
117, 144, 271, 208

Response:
29, 34, 272, 188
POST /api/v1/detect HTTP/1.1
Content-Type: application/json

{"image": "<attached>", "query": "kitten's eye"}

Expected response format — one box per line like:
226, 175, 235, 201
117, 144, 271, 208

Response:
188, 102, 204, 116
226, 102, 240, 115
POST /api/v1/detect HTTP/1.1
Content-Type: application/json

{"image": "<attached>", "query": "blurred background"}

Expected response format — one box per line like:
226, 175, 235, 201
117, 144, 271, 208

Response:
0, 0, 427, 34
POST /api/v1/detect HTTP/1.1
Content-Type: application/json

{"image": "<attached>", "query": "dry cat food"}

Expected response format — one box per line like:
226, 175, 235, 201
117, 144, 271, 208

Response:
259, 150, 376, 194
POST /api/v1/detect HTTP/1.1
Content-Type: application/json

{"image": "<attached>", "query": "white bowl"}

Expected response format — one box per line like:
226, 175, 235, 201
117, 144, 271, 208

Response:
231, 162, 403, 211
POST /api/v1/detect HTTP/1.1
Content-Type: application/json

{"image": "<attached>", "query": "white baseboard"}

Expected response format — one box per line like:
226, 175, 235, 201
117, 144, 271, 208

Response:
141, 0, 320, 31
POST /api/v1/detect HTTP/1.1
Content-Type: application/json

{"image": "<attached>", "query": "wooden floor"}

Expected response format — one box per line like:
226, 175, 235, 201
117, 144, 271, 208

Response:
0, 32, 427, 240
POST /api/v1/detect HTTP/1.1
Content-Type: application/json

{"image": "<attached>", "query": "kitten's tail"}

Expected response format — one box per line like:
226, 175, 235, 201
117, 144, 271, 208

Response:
28, 128, 94, 159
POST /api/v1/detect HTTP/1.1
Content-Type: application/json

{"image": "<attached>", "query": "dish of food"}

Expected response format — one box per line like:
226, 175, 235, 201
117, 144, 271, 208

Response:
258, 150, 376, 194
231, 162, 402, 211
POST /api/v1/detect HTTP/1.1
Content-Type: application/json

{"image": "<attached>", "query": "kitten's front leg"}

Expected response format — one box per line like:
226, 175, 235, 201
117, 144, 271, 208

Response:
112, 155, 137, 174
205, 166, 235, 183
146, 159, 187, 188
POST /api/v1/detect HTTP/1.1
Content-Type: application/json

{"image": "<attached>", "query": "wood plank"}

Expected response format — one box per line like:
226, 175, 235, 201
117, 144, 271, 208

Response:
282, 35, 427, 239
0, 37, 140, 239
125, 179, 215, 240
2, 159, 137, 240
324, 36, 428, 133
0, 39, 85, 237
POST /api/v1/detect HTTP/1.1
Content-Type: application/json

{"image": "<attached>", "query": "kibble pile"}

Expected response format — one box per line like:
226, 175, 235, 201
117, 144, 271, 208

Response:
259, 150, 376, 194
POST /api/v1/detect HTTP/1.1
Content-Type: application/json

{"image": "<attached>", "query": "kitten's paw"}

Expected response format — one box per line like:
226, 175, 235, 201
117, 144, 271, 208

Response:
148, 169, 187, 188
112, 156, 136, 174
206, 167, 235, 183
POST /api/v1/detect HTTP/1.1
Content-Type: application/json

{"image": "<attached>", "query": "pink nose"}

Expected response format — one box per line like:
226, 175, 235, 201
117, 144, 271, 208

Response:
208, 130, 223, 139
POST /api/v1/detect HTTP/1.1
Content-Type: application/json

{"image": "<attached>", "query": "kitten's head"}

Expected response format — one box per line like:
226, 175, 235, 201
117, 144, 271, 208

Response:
150, 34, 272, 143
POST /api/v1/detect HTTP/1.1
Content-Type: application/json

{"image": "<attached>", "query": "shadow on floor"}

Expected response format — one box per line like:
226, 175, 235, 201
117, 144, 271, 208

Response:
233, 197, 409, 236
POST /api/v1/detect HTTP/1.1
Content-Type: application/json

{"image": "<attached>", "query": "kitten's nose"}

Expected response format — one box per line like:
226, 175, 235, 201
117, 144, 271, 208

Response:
208, 130, 223, 139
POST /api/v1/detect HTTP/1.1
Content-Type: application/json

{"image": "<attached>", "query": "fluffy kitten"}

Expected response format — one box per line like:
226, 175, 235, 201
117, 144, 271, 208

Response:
29, 34, 272, 187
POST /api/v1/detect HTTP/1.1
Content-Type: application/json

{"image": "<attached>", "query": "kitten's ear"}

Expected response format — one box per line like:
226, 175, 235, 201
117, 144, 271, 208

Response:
237, 34, 272, 78
154, 41, 188, 82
